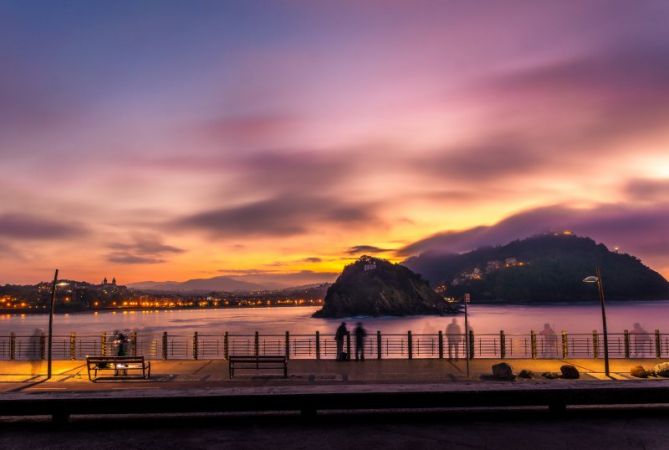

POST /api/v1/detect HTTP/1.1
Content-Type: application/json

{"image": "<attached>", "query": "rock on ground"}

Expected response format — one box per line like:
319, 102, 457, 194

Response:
630, 365, 648, 378
560, 365, 579, 379
492, 362, 515, 380
653, 362, 669, 377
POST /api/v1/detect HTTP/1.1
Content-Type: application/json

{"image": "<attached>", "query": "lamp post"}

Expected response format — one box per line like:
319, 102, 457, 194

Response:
584, 267, 609, 377
47, 270, 68, 380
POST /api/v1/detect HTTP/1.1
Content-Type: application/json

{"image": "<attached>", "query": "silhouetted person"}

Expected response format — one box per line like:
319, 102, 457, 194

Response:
354, 322, 367, 361
539, 323, 557, 357
114, 331, 129, 375
632, 323, 651, 357
335, 322, 348, 361
30, 328, 43, 376
446, 318, 462, 360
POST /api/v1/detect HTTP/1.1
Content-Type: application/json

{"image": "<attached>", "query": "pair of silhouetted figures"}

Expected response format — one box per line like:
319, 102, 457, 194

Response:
335, 322, 367, 361
539, 322, 652, 357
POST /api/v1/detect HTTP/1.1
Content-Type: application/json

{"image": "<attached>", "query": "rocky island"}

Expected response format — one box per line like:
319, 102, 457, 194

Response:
313, 256, 458, 318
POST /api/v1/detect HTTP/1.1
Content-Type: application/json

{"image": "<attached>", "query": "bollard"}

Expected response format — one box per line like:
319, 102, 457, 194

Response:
9, 332, 15, 360
254, 331, 260, 357
655, 329, 661, 358
438, 331, 444, 359
593, 330, 599, 359
624, 329, 630, 359
561, 331, 568, 358
223, 332, 229, 359
377, 331, 382, 360
468, 330, 475, 359
193, 332, 199, 360
40, 331, 46, 360
500, 330, 506, 359
101, 332, 107, 356
285, 331, 291, 360
407, 331, 413, 360
530, 330, 537, 359
345, 332, 351, 360
131, 331, 137, 357
315, 331, 321, 360
69, 332, 76, 360
162, 332, 168, 360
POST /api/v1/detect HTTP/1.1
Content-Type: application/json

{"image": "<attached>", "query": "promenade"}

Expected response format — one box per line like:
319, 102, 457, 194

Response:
0, 358, 666, 392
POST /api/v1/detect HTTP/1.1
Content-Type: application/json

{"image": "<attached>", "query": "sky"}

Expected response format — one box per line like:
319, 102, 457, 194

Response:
1, 0, 669, 285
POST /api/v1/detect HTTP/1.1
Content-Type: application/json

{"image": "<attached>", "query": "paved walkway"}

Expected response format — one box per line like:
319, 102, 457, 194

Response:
0, 358, 666, 393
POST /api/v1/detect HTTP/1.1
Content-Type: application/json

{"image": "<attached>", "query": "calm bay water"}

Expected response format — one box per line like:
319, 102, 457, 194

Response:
1, 300, 668, 336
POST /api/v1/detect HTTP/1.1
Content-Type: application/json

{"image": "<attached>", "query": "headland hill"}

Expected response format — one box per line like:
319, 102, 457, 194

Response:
2, 234, 667, 314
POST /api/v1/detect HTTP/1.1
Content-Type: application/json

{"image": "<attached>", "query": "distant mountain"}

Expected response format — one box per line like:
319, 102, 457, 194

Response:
404, 234, 669, 302
314, 256, 458, 317
129, 276, 261, 293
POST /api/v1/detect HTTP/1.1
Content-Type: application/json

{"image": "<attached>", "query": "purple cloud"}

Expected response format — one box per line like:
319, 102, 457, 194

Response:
0, 213, 86, 239
172, 194, 377, 237
347, 245, 391, 255
106, 234, 184, 265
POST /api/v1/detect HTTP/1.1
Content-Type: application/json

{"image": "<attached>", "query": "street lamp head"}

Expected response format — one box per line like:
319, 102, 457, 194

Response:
56, 281, 69, 287
583, 276, 599, 284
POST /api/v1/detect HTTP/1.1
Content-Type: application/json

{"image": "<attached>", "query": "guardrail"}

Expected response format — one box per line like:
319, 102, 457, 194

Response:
0, 329, 667, 361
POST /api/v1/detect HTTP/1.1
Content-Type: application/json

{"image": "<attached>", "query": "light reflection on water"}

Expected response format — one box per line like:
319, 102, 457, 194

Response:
1, 301, 668, 336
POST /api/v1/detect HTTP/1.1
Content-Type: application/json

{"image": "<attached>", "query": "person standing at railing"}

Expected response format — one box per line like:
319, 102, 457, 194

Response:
446, 319, 462, 360
632, 323, 651, 357
335, 322, 348, 361
539, 323, 557, 357
354, 322, 367, 361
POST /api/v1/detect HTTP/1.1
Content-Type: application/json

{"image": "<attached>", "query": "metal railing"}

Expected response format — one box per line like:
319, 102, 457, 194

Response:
0, 329, 667, 361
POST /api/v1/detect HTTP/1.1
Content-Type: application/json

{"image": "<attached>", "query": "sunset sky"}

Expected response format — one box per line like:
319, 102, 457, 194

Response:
1, 1, 669, 285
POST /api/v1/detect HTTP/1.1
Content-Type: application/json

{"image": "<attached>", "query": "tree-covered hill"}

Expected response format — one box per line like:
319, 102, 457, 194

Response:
404, 234, 669, 302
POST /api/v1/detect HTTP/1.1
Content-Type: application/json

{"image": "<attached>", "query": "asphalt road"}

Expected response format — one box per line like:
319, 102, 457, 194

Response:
1, 407, 669, 450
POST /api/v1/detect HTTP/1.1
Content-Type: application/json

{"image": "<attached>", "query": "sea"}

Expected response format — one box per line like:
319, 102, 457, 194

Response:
2, 301, 668, 337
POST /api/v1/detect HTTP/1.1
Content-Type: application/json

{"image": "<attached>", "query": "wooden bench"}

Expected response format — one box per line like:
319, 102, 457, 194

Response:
86, 356, 151, 382
228, 355, 287, 378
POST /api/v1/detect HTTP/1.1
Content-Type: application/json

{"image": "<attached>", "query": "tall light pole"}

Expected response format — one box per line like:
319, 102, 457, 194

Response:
584, 267, 610, 377
47, 270, 68, 380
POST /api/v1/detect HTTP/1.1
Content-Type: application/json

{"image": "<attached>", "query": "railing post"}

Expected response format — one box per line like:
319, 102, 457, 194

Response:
130, 331, 137, 357
223, 332, 229, 359
530, 330, 537, 359
69, 332, 76, 360
407, 331, 413, 360
438, 331, 444, 359
9, 332, 15, 360
377, 331, 382, 360
193, 332, 199, 360
285, 331, 290, 359
101, 332, 107, 356
561, 331, 568, 358
162, 332, 168, 360
315, 331, 321, 360
468, 330, 474, 359
593, 330, 599, 359
345, 332, 351, 359
655, 329, 661, 358
254, 331, 260, 356
624, 329, 630, 359
40, 331, 46, 360
500, 330, 506, 359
